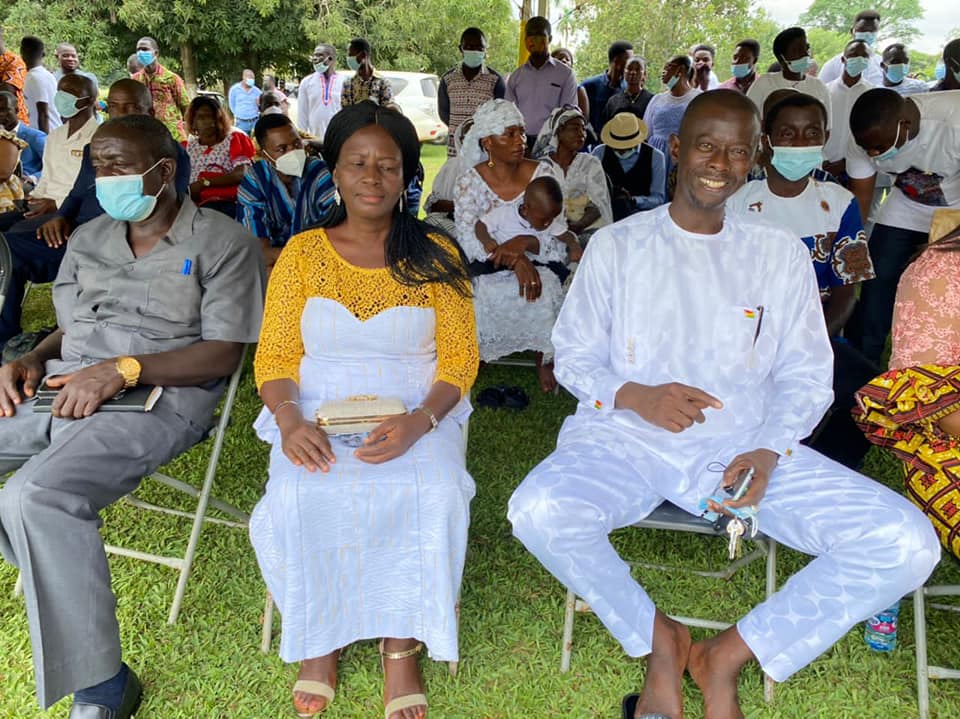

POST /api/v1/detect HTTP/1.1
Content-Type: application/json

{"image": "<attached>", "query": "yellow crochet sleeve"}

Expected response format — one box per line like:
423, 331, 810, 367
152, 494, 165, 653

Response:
253, 232, 309, 389
429, 235, 479, 397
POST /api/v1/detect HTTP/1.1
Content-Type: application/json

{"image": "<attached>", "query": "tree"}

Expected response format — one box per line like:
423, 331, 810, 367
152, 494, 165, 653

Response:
799, 0, 924, 44
571, 0, 780, 90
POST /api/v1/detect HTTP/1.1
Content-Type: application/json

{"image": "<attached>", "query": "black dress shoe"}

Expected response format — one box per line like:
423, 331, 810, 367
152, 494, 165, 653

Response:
69, 667, 143, 719
620, 692, 672, 719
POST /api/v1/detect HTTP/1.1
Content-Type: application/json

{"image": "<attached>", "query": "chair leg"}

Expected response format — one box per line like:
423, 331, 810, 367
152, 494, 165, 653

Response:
763, 538, 777, 703
561, 588, 576, 672
914, 586, 929, 719
261, 591, 275, 654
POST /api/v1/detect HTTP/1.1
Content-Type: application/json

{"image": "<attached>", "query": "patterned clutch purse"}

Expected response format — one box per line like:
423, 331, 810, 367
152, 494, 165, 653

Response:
314, 394, 407, 435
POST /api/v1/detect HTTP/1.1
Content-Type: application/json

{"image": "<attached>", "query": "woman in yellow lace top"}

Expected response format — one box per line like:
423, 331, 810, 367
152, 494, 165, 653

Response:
250, 101, 477, 719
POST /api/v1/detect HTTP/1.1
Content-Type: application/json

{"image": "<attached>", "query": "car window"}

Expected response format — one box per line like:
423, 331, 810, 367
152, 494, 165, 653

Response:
386, 78, 408, 96
420, 78, 438, 98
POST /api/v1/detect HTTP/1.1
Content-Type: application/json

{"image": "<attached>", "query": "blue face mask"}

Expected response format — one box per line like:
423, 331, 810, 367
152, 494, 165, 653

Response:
853, 31, 878, 46
244, 77, 255, 87
934, 62, 946, 80
136, 50, 156, 67
786, 55, 812, 75
874, 121, 904, 163
615, 147, 638, 160
768, 143, 824, 182
346, 55, 362, 72
665, 74, 679, 90
731, 63, 752, 79
313, 62, 330, 74
462, 50, 485, 69
95, 160, 165, 222
885, 63, 909, 83
54, 90, 88, 119
844, 56, 870, 78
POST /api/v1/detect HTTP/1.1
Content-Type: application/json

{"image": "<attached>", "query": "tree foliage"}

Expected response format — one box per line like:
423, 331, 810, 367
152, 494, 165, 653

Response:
799, 0, 924, 44
570, 0, 779, 89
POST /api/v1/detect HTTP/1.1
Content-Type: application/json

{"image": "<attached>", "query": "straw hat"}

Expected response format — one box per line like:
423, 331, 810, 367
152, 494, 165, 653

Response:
600, 112, 647, 150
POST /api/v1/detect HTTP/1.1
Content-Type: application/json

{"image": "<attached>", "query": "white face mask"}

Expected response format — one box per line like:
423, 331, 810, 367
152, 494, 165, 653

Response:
267, 147, 307, 177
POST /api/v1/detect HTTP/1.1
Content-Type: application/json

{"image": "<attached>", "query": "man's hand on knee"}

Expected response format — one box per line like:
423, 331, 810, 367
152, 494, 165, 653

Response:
45, 362, 126, 419
615, 382, 722, 433
0, 354, 45, 417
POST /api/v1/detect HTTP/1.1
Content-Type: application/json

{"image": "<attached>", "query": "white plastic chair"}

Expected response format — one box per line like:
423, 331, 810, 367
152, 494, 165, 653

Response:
560, 501, 777, 703
913, 582, 960, 719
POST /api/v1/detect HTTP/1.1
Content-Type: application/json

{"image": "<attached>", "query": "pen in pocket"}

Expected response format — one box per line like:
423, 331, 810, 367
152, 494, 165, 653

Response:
181, 258, 193, 275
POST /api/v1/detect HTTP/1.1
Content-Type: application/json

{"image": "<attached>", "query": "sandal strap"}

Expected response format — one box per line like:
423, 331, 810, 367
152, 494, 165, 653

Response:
384, 693, 428, 719
379, 640, 423, 661
293, 680, 335, 702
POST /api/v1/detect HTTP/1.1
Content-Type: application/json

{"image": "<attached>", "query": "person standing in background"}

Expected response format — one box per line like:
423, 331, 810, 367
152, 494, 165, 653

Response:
438, 28, 505, 157
822, 39, 874, 180
690, 44, 720, 91
719, 39, 761, 95
131, 37, 190, 142
20, 37, 60, 135
53, 43, 99, 96
0, 28, 30, 126
505, 16, 577, 149
229, 69, 262, 135
298, 44, 342, 140
819, 10, 884, 86
603, 56, 654, 125
580, 41, 633, 134
341, 38, 392, 107
880, 44, 928, 96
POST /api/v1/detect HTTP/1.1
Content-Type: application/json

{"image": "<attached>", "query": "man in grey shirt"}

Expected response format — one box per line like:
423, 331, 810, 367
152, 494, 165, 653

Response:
0, 115, 264, 718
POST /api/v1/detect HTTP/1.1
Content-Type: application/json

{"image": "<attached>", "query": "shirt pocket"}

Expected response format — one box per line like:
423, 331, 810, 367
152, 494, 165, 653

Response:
712, 305, 763, 365
143, 261, 203, 328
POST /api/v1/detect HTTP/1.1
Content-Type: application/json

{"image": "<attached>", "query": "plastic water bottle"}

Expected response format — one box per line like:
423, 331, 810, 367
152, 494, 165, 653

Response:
864, 601, 900, 651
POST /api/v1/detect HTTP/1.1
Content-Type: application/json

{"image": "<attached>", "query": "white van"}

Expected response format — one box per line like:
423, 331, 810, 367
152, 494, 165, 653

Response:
337, 70, 448, 144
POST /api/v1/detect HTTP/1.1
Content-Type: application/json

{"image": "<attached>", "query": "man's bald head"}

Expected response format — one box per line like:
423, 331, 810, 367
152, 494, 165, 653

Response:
58, 72, 95, 100
679, 89, 760, 144
107, 78, 153, 118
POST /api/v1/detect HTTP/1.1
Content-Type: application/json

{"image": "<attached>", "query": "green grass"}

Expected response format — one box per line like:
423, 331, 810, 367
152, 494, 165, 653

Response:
2, 289, 959, 718
420, 142, 448, 217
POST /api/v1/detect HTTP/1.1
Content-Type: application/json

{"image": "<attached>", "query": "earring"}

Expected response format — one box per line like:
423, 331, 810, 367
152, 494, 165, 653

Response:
487, 158, 495, 168
334, 187, 341, 206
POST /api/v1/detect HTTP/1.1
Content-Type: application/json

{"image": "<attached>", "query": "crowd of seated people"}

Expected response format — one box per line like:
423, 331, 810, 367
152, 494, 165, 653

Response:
0, 14, 958, 719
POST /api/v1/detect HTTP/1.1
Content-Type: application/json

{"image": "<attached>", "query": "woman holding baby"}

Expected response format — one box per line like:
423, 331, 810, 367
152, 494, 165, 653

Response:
454, 99, 577, 392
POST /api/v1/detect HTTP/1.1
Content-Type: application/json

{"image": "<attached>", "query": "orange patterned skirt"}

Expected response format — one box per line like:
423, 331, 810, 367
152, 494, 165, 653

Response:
853, 364, 960, 560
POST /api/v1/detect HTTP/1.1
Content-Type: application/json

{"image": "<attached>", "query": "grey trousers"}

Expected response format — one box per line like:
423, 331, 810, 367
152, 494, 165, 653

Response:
0, 400, 203, 708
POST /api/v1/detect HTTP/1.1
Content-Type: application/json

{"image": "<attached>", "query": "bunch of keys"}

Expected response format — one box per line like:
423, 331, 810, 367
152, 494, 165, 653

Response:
698, 467, 760, 560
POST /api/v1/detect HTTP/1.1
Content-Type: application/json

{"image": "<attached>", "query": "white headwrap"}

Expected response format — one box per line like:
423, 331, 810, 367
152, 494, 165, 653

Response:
531, 106, 584, 159
460, 99, 525, 168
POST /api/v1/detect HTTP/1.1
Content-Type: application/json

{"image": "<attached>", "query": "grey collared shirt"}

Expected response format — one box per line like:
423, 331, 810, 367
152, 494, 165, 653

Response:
50, 197, 266, 427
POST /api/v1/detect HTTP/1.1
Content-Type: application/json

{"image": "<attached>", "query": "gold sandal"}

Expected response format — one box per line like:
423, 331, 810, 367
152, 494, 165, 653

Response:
292, 679, 335, 718
380, 640, 428, 719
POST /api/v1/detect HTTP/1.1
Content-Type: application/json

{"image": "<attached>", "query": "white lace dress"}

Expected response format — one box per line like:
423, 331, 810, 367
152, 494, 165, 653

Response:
454, 161, 567, 361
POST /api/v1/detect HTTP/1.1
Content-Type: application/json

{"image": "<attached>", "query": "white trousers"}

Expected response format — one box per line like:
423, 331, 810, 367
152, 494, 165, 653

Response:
508, 415, 940, 682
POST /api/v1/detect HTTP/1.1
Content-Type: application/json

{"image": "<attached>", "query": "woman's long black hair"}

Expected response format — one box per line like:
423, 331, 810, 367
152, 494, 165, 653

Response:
319, 101, 472, 297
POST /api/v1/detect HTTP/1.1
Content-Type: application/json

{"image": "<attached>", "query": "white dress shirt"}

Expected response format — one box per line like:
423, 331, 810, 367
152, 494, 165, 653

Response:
31, 115, 98, 206
297, 71, 343, 139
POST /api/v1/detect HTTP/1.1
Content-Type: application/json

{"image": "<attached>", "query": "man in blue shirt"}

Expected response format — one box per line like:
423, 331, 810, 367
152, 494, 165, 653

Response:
228, 69, 261, 135
0, 90, 44, 184
579, 41, 633, 133
237, 113, 336, 271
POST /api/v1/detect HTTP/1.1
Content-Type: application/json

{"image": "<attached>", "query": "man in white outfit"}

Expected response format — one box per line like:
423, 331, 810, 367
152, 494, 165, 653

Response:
508, 90, 939, 719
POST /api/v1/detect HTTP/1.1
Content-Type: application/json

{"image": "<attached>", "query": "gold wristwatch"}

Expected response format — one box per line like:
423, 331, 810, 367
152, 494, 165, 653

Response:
115, 356, 142, 389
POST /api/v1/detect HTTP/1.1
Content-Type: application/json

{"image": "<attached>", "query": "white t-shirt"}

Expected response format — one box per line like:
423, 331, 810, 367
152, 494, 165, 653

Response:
479, 201, 568, 263
746, 73, 833, 129
886, 77, 929, 96
726, 178, 875, 299
819, 51, 884, 87
24, 65, 61, 131
867, 91, 960, 232
823, 76, 874, 163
